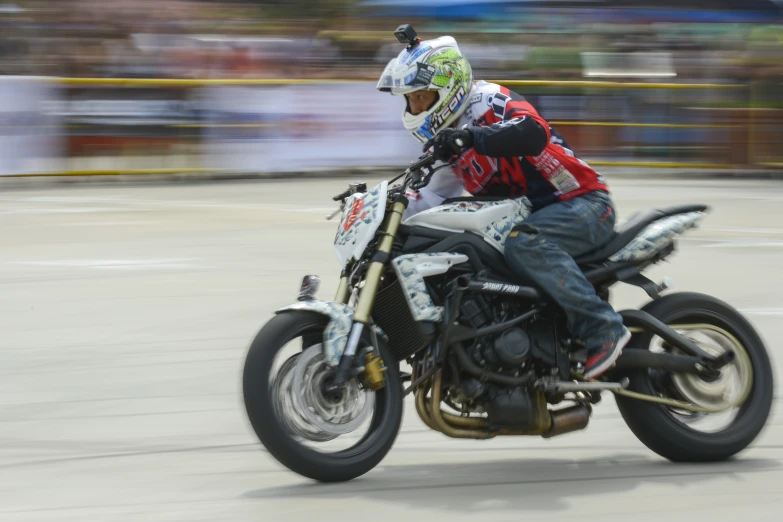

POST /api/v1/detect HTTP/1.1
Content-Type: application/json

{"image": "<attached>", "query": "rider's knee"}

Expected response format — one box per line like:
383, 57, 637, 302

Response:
504, 223, 540, 260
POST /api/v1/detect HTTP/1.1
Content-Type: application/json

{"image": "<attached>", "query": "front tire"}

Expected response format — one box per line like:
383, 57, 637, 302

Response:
242, 311, 403, 482
615, 292, 774, 462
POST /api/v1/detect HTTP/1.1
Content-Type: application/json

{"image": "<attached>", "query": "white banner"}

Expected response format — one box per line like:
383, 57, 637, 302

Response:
0, 77, 63, 176
202, 82, 423, 173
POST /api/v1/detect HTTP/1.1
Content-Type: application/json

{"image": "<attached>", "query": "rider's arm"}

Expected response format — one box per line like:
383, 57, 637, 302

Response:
470, 98, 551, 158
403, 168, 465, 219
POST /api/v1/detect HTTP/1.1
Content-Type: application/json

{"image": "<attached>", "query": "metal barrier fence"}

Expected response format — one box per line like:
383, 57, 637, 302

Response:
0, 77, 779, 177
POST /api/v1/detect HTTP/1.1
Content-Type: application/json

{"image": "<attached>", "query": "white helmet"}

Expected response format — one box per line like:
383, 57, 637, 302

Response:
377, 35, 473, 143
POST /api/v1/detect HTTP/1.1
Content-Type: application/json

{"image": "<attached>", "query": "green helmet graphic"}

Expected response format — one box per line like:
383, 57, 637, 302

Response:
377, 36, 473, 143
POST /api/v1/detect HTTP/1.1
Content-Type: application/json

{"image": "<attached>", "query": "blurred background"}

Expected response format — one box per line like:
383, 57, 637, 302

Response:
3, 3, 783, 518
0, 0, 781, 175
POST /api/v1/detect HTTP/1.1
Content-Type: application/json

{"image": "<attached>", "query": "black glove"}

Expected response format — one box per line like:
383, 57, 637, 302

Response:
423, 127, 474, 162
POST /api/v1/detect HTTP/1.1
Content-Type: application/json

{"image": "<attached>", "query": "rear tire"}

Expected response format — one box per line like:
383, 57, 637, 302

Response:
242, 311, 403, 482
615, 292, 774, 462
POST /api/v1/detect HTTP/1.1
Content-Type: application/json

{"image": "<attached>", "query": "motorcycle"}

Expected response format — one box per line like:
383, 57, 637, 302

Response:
242, 152, 773, 482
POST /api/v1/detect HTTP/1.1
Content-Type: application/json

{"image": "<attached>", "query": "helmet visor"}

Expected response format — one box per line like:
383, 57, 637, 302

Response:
376, 61, 435, 95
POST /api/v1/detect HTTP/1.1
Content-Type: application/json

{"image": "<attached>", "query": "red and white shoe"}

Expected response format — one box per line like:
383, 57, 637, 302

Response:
584, 327, 632, 379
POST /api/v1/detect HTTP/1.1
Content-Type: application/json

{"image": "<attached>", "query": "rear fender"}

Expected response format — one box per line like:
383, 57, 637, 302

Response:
276, 300, 385, 366
609, 211, 705, 263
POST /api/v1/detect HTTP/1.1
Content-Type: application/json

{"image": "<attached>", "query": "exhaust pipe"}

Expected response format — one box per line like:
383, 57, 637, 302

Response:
415, 372, 593, 440
542, 403, 592, 438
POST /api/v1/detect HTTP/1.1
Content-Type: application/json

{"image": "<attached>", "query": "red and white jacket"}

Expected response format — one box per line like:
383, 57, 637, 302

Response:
406, 80, 609, 217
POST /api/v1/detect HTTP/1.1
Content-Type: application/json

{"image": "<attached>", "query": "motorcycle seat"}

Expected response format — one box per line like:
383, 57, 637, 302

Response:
574, 204, 709, 266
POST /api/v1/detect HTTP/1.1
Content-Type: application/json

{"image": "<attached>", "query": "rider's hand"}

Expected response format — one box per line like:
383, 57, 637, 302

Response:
423, 127, 474, 162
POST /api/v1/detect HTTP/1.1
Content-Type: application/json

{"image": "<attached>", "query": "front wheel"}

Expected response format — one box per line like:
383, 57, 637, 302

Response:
615, 292, 774, 462
242, 311, 403, 482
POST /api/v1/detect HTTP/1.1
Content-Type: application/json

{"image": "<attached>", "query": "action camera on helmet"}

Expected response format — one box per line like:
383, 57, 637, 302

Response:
394, 24, 419, 48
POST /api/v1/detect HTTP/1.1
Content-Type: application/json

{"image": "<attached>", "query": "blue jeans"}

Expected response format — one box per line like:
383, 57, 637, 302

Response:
504, 190, 625, 352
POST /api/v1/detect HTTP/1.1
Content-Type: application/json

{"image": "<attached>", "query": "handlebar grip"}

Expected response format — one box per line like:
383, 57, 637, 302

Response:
333, 190, 351, 201
409, 153, 436, 171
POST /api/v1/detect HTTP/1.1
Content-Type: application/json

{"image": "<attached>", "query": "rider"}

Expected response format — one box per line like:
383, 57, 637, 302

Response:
377, 32, 631, 379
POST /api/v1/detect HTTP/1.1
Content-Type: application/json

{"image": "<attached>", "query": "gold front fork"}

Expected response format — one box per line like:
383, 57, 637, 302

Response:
334, 276, 350, 304
352, 200, 407, 324
329, 199, 407, 385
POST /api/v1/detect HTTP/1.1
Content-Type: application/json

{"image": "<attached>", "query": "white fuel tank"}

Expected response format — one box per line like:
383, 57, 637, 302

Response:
402, 198, 532, 253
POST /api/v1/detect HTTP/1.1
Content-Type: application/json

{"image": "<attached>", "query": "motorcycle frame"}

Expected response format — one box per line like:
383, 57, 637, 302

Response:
326, 160, 731, 397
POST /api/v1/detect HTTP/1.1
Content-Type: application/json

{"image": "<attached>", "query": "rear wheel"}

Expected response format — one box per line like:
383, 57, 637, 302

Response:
615, 292, 773, 462
242, 311, 403, 482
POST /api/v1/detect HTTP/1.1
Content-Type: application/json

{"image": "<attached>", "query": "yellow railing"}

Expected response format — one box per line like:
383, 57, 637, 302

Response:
491, 80, 745, 90
549, 122, 738, 130
37, 77, 746, 89
1, 77, 773, 177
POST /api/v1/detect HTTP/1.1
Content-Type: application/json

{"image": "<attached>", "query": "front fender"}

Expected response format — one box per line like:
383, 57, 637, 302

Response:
276, 300, 385, 366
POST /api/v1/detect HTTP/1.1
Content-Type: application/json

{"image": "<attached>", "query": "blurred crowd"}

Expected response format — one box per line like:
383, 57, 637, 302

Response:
1, 0, 782, 82
1, 0, 782, 173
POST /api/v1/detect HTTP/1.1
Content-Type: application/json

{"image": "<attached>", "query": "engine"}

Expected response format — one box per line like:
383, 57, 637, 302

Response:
458, 294, 542, 371
450, 295, 558, 430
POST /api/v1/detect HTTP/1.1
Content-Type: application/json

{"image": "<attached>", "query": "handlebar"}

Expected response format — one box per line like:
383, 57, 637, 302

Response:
408, 152, 437, 172
327, 152, 444, 219
332, 190, 351, 202
332, 181, 368, 202
386, 152, 437, 189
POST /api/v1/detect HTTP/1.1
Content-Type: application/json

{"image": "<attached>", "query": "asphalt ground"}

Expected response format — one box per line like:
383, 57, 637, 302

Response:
1, 175, 782, 521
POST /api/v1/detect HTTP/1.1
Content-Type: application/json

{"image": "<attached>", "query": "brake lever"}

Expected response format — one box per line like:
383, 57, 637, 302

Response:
328, 192, 348, 219
326, 207, 342, 221
409, 152, 454, 191
329, 182, 367, 219
408, 166, 433, 191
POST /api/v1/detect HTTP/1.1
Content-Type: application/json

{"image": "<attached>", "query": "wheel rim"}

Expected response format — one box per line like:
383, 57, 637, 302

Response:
648, 323, 754, 433
271, 354, 339, 442
269, 340, 378, 451
291, 345, 375, 435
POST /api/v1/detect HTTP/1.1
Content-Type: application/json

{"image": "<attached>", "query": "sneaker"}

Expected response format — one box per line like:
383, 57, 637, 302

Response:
584, 327, 632, 379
